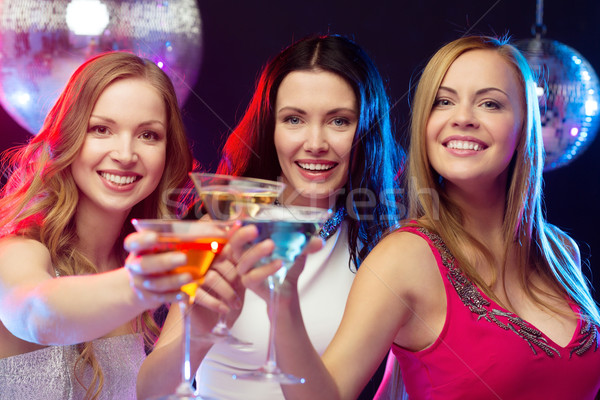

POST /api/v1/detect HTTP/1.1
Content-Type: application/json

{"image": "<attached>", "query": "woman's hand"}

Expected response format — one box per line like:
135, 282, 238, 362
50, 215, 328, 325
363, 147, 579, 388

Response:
124, 231, 192, 307
235, 232, 324, 302
190, 225, 260, 328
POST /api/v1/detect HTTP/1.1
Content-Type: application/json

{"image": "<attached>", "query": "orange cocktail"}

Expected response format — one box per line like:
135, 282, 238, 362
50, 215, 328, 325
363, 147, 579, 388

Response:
153, 236, 227, 300
132, 219, 233, 302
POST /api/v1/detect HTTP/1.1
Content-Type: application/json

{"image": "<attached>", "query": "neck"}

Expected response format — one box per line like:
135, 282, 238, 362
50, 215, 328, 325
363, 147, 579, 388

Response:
74, 204, 129, 271
445, 178, 508, 264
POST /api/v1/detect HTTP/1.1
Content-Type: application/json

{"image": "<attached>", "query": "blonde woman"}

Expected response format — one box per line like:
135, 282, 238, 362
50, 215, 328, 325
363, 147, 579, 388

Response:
0, 52, 193, 399
239, 36, 600, 399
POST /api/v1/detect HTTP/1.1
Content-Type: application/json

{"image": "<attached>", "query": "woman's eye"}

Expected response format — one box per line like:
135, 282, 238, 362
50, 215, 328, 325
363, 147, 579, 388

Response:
332, 118, 350, 127
285, 116, 301, 125
90, 125, 109, 135
140, 131, 160, 141
433, 98, 451, 107
482, 101, 501, 110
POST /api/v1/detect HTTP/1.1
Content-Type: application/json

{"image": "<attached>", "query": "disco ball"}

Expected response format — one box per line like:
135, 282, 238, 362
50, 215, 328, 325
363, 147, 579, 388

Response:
0, 0, 202, 135
517, 38, 600, 171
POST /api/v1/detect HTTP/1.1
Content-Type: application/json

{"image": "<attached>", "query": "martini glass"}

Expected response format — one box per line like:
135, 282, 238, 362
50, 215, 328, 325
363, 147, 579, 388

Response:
131, 218, 234, 400
232, 204, 331, 384
189, 172, 285, 344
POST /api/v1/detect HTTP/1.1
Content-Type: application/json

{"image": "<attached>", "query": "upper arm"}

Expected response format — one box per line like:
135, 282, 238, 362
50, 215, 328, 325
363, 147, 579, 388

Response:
321, 231, 438, 399
0, 237, 55, 303
0, 237, 56, 340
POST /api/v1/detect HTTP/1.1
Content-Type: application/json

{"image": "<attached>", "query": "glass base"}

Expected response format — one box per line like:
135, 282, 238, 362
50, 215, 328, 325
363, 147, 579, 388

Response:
193, 323, 252, 347
147, 383, 211, 400
232, 366, 305, 385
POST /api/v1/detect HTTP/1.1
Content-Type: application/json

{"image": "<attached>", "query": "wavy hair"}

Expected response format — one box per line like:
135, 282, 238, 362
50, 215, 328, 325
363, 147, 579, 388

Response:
217, 34, 404, 267
407, 35, 599, 325
0, 51, 194, 399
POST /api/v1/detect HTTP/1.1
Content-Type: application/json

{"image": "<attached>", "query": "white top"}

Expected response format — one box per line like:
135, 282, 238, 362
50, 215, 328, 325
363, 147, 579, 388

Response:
195, 222, 356, 399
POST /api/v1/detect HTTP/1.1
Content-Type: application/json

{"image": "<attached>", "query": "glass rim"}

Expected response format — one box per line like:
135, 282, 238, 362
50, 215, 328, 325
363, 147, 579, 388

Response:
131, 218, 235, 233
189, 172, 286, 189
242, 204, 332, 222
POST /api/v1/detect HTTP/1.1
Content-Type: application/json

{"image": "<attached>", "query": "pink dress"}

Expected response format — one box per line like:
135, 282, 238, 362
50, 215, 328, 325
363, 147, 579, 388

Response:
392, 226, 600, 400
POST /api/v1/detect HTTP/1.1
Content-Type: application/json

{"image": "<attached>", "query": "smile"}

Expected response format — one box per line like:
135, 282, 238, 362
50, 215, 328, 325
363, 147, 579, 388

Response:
445, 140, 486, 151
99, 172, 141, 185
296, 162, 336, 171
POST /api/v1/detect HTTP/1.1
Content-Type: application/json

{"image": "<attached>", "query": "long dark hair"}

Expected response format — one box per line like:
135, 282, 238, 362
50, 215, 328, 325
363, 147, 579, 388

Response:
217, 34, 404, 267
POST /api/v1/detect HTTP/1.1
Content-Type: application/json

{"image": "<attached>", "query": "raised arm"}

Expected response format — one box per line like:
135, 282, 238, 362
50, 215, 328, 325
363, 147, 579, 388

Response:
0, 234, 188, 346
238, 230, 434, 400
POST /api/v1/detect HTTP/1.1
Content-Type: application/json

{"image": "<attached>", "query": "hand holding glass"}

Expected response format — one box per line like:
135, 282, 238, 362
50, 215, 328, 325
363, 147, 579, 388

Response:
189, 172, 285, 344
132, 218, 233, 400
233, 204, 331, 384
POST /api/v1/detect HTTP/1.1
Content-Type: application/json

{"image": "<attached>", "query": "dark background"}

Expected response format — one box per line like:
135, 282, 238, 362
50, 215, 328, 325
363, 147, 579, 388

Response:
1, 0, 598, 299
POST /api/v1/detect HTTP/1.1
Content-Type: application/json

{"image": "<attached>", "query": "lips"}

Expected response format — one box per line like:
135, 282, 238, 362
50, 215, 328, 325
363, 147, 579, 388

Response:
98, 171, 141, 186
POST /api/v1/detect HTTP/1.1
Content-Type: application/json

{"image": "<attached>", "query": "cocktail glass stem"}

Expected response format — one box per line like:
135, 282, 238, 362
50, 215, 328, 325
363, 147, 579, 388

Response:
264, 275, 280, 374
174, 297, 195, 397
211, 313, 230, 336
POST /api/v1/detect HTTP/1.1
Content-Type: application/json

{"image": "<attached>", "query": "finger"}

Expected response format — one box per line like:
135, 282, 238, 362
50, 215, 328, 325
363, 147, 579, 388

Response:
225, 224, 259, 263
303, 236, 324, 255
210, 258, 239, 284
240, 258, 282, 289
202, 270, 241, 308
138, 273, 193, 294
193, 287, 230, 314
128, 274, 183, 306
125, 251, 187, 275
236, 239, 276, 275
124, 231, 159, 252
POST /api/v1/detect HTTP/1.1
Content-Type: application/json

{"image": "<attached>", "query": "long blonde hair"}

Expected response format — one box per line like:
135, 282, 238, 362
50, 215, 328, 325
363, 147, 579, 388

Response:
0, 52, 194, 399
407, 36, 600, 325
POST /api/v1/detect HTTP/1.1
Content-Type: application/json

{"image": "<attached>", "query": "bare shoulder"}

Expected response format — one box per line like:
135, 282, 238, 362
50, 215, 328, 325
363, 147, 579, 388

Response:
0, 236, 54, 279
357, 229, 440, 297
363, 229, 437, 271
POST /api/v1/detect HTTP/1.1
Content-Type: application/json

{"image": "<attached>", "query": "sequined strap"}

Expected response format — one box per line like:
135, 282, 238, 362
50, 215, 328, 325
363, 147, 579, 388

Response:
414, 227, 569, 357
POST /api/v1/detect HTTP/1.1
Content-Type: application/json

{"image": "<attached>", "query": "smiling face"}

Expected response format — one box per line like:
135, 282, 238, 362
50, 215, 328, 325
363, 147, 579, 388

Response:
71, 77, 167, 217
274, 70, 358, 209
426, 49, 524, 193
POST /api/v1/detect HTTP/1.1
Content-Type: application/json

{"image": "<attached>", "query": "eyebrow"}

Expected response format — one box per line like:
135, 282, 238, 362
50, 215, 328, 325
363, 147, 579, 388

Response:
437, 86, 509, 97
276, 106, 358, 115
89, 115, 166, 128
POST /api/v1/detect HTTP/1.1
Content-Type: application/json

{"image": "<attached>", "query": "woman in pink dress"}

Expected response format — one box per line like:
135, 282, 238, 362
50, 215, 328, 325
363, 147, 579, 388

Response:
238, 35, 600, 399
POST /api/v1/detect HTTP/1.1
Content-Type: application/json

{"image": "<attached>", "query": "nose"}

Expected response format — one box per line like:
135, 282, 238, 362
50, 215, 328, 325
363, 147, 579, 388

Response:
450, 104, 479, 129
302, 124, 329, 154
110, 135, 139, 166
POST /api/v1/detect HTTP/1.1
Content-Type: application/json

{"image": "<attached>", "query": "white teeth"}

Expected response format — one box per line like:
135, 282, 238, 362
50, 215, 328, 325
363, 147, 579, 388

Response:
100, 172, 138, 185
298, 162, 334, 171
446, 140, 483, 151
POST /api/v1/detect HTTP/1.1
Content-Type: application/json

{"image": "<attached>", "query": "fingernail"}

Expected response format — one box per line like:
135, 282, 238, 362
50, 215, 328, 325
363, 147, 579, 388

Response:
179, 274, 192, 284
172, 253, 187, 265
233, 297, 243, 309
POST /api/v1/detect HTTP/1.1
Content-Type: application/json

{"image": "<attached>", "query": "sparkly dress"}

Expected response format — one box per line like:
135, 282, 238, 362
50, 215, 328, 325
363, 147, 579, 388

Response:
392, 226, 600, 400
0, 334, 146, 400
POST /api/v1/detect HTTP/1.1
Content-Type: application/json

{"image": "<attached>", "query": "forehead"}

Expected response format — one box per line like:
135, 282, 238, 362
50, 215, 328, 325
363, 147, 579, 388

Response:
441, 49, 522, 95
275, 70, 356, 107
